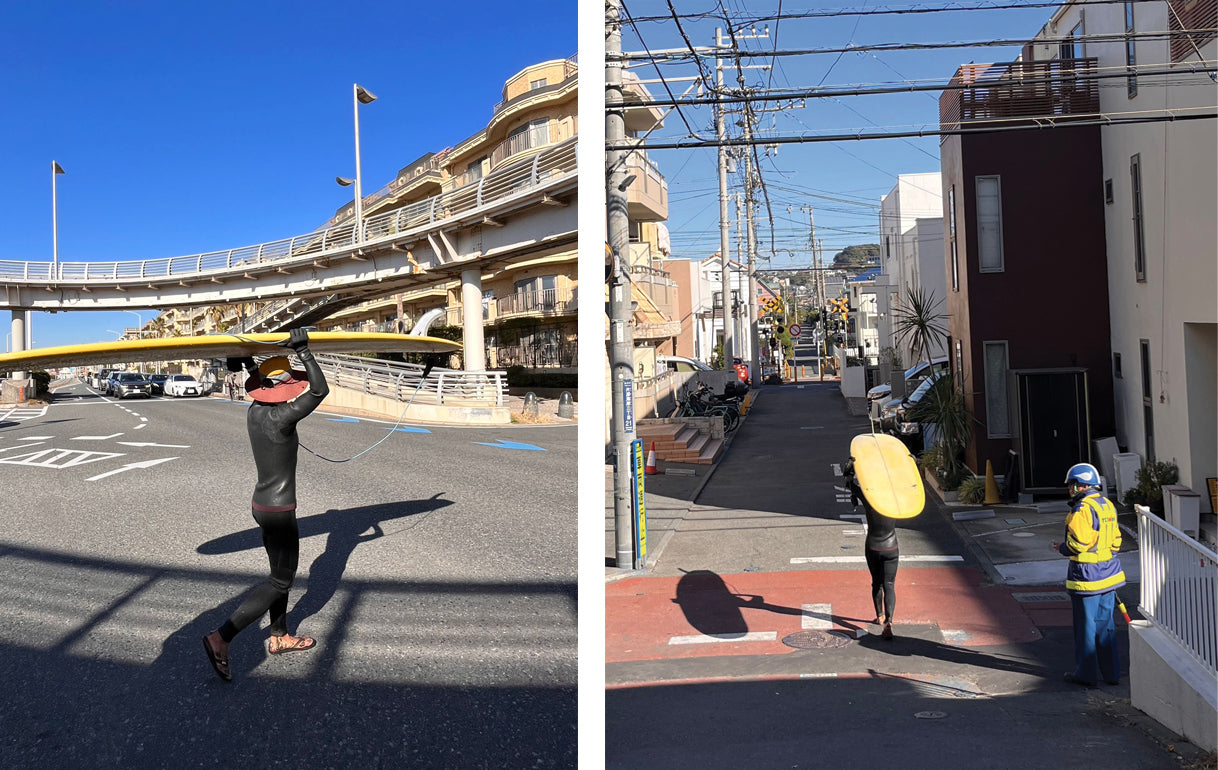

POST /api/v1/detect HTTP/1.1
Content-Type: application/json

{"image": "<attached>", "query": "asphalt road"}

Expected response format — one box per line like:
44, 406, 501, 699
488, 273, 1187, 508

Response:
0, 381, 576, 768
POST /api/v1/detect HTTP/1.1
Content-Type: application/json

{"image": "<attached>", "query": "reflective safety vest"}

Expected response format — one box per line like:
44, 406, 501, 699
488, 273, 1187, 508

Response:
1063, 493, 1126, 594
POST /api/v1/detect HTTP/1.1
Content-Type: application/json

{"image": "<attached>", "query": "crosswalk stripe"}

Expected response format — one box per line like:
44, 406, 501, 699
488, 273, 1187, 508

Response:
791, 555, 964, 564
801, 603, 833, 630
668, 632, 778, 645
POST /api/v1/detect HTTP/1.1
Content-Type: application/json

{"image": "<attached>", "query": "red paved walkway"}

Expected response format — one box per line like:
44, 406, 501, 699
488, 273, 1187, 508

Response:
607, 566, 1072, 664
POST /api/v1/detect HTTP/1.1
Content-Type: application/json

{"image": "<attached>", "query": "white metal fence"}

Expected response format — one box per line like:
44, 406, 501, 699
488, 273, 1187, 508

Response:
1137, 505, 1218, 675
316, 353, 505, 407
0, 137, 576, 284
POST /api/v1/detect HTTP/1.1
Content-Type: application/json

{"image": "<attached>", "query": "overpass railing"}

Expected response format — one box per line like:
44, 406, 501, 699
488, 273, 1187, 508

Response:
0, 137, 576, 285
316, 353, 505, 407
1137, 505, 1218, 675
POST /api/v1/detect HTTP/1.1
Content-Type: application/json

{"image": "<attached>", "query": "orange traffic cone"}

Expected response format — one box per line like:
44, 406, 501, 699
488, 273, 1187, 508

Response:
645, 441, 659, 475
983, 460, 1001, 504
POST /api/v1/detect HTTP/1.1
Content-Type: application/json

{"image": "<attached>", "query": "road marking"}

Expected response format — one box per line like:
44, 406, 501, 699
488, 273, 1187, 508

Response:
842, 529, 865, 536
668, 632, 778, 645
0, 448, 123, 468
801, 603, 833, 630
840, 514, 865, 522
19, 436, 54, 441
87, 457, 177, 481
134, 424, 147, 430
73, 433, 124, 441
385, 427, 432, 434
831, 463, 842, 476
327, 417, 360, 423
474, 439, 545, 451
791, 555, 964, 564
117, 442, 191, 449
0, 443, 47, 453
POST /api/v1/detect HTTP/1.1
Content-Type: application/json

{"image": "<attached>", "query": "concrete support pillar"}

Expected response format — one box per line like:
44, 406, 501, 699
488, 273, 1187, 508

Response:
460, 268, 486, 372
9, 310, 28, 380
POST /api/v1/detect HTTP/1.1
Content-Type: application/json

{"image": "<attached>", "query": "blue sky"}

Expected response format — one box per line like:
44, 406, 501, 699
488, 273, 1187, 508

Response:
0, 1, 574, 349
618, 1, 1054, 268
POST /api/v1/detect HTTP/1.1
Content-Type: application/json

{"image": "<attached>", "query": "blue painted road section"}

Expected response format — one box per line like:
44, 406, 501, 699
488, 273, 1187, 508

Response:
326, 417, 360, 423
386, 426, 432, 434
474, 439, 546, 451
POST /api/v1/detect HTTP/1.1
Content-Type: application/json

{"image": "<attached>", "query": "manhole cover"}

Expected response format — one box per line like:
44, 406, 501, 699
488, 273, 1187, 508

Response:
782, 630, 854, 650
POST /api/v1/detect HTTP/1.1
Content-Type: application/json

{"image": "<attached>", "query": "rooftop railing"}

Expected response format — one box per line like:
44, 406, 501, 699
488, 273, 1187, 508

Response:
1137, 505, 1218, 675
939, 57, 1100, 136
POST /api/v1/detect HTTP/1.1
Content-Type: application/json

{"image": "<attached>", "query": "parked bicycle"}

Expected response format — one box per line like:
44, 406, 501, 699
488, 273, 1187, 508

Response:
672, 381, 740, 433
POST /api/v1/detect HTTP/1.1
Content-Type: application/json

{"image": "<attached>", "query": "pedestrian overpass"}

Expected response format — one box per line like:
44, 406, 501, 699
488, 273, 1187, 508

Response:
2, 138, 577, 359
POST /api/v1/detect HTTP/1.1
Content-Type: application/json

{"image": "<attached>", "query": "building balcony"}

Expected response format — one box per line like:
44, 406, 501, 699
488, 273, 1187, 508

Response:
939, 57, 1100, 136
441, 287, 578, 327
624, 149, 668, 221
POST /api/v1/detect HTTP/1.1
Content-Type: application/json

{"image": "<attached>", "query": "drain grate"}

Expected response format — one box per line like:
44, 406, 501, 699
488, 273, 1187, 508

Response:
1012, 591, 1069, 602
782, 630, 855, 650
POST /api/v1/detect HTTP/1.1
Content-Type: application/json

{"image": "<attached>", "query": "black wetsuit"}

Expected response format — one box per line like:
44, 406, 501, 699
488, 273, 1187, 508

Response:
217, 350, 329, 643
845, 460, 901, 622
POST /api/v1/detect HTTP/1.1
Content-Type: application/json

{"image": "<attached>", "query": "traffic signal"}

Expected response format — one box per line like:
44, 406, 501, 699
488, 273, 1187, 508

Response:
776, 326, 785, 335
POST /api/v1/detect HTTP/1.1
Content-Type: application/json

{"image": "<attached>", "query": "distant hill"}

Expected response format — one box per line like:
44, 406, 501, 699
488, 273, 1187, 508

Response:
832, 244, 880, 267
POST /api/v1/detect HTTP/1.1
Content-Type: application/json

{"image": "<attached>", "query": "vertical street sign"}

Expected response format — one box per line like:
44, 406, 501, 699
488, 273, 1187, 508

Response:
631, 438, 647, 569
622, 379, 634, 433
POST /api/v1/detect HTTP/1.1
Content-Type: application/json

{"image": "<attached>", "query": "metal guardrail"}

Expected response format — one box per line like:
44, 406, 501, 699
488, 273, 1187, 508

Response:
315, 352, 505, 407
0, 137, 576, 284
1137, 506, 1218, 675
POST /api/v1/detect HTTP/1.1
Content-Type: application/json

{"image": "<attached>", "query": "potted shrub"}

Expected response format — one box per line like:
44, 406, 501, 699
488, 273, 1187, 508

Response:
1123, 459, 1180, 516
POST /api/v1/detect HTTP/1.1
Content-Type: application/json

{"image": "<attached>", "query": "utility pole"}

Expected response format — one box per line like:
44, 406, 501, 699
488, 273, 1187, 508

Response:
714, 27, 734, 371
742, 116, 761, 388
607, 0, 637, 570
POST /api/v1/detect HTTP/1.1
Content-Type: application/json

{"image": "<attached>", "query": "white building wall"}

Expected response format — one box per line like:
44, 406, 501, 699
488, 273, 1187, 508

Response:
879, 173, 946, 367
1030, 2, 1217, 500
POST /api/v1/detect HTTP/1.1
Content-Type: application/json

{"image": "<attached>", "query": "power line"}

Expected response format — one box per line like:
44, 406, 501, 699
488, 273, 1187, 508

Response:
627, 0, 1176, 25
609, 108, 1218, 150
623, 28, 1218, 62
621, 0, 703, 139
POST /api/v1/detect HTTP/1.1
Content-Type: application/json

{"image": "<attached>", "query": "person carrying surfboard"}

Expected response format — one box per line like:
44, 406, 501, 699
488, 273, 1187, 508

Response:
843, 457, 900, 640
1052, 462, 1126, 688
203, 327, 329, 682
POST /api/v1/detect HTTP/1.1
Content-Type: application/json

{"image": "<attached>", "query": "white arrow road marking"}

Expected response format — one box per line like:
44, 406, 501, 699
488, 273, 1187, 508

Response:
117, 442, 191, 449
0, 448, 124, 468
87, 457, 177, 482
73, 433, 124, 441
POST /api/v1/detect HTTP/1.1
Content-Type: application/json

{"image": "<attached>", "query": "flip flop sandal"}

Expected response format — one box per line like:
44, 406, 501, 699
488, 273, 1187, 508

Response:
269, 635, 316, 655
203, 635, 232, 682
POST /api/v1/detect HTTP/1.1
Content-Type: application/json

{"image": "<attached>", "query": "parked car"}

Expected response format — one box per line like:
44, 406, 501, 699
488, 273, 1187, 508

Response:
111, 371, 153, 399
657, 355, 713, 373
148, 373, 170, 395
866, 356, 949, 411
104, 370, 126, 395
880, 372, 945, 437
163, 374, 203, 397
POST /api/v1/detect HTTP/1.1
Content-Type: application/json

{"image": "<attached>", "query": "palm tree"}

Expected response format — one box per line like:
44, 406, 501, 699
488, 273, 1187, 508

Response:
891, 286, 947, 369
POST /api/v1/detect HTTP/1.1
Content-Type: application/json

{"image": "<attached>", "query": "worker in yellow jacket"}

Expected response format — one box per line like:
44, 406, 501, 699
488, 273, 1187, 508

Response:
1052, 462, 1126, 687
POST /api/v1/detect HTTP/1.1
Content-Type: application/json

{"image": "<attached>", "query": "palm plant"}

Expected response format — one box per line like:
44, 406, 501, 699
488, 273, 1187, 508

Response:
892, 286, 948, 370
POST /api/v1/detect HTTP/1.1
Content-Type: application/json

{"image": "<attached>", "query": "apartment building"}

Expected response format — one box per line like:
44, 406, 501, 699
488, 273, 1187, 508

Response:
939, 47, 1115, 490
1023, 1, 1216, 501
159, 57, 579, 373
878, 173, 947, 367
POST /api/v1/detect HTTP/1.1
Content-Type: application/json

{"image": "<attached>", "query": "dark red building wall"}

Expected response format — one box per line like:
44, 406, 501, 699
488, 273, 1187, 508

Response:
943, 124, 1115, 475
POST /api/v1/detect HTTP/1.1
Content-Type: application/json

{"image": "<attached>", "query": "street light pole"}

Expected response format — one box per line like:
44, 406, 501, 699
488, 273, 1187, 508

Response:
352, 83, 377, 243
52, 161, 65, 280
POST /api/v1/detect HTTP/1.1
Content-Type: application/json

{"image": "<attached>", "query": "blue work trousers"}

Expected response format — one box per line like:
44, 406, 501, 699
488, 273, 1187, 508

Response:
1070, 591, 1120, 684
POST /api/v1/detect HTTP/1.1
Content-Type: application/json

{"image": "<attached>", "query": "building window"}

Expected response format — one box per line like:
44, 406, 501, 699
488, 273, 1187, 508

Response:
529, 78, 548, 90
975, 176, 1004, 272
1131, 154, 1147, 282
1140, 339, 1155, 461
514, 275, 557, 312
1060, 20, 1084, 60
983, 341, 1011, 438
948, 186, 959, 290
1113, 351, 1123, 378
954, 339, 965, 387
1105, 178, 1114, 205
466, 156, 486, 182
1125, 3, 1138, 97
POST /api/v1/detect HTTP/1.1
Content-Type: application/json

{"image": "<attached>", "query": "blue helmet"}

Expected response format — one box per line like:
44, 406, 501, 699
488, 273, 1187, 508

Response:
1064, 462, 1101, 488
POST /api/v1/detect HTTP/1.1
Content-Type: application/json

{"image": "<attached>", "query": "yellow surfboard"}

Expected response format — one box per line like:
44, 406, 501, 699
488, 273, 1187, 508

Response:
849, 433, 925, 519
0, 332, 460, 372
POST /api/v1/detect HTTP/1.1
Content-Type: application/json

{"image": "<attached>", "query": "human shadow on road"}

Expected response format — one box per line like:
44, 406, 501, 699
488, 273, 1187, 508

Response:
854, 630, 1047, 676
673, 569, 820, 637
197, 495, 453, 627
